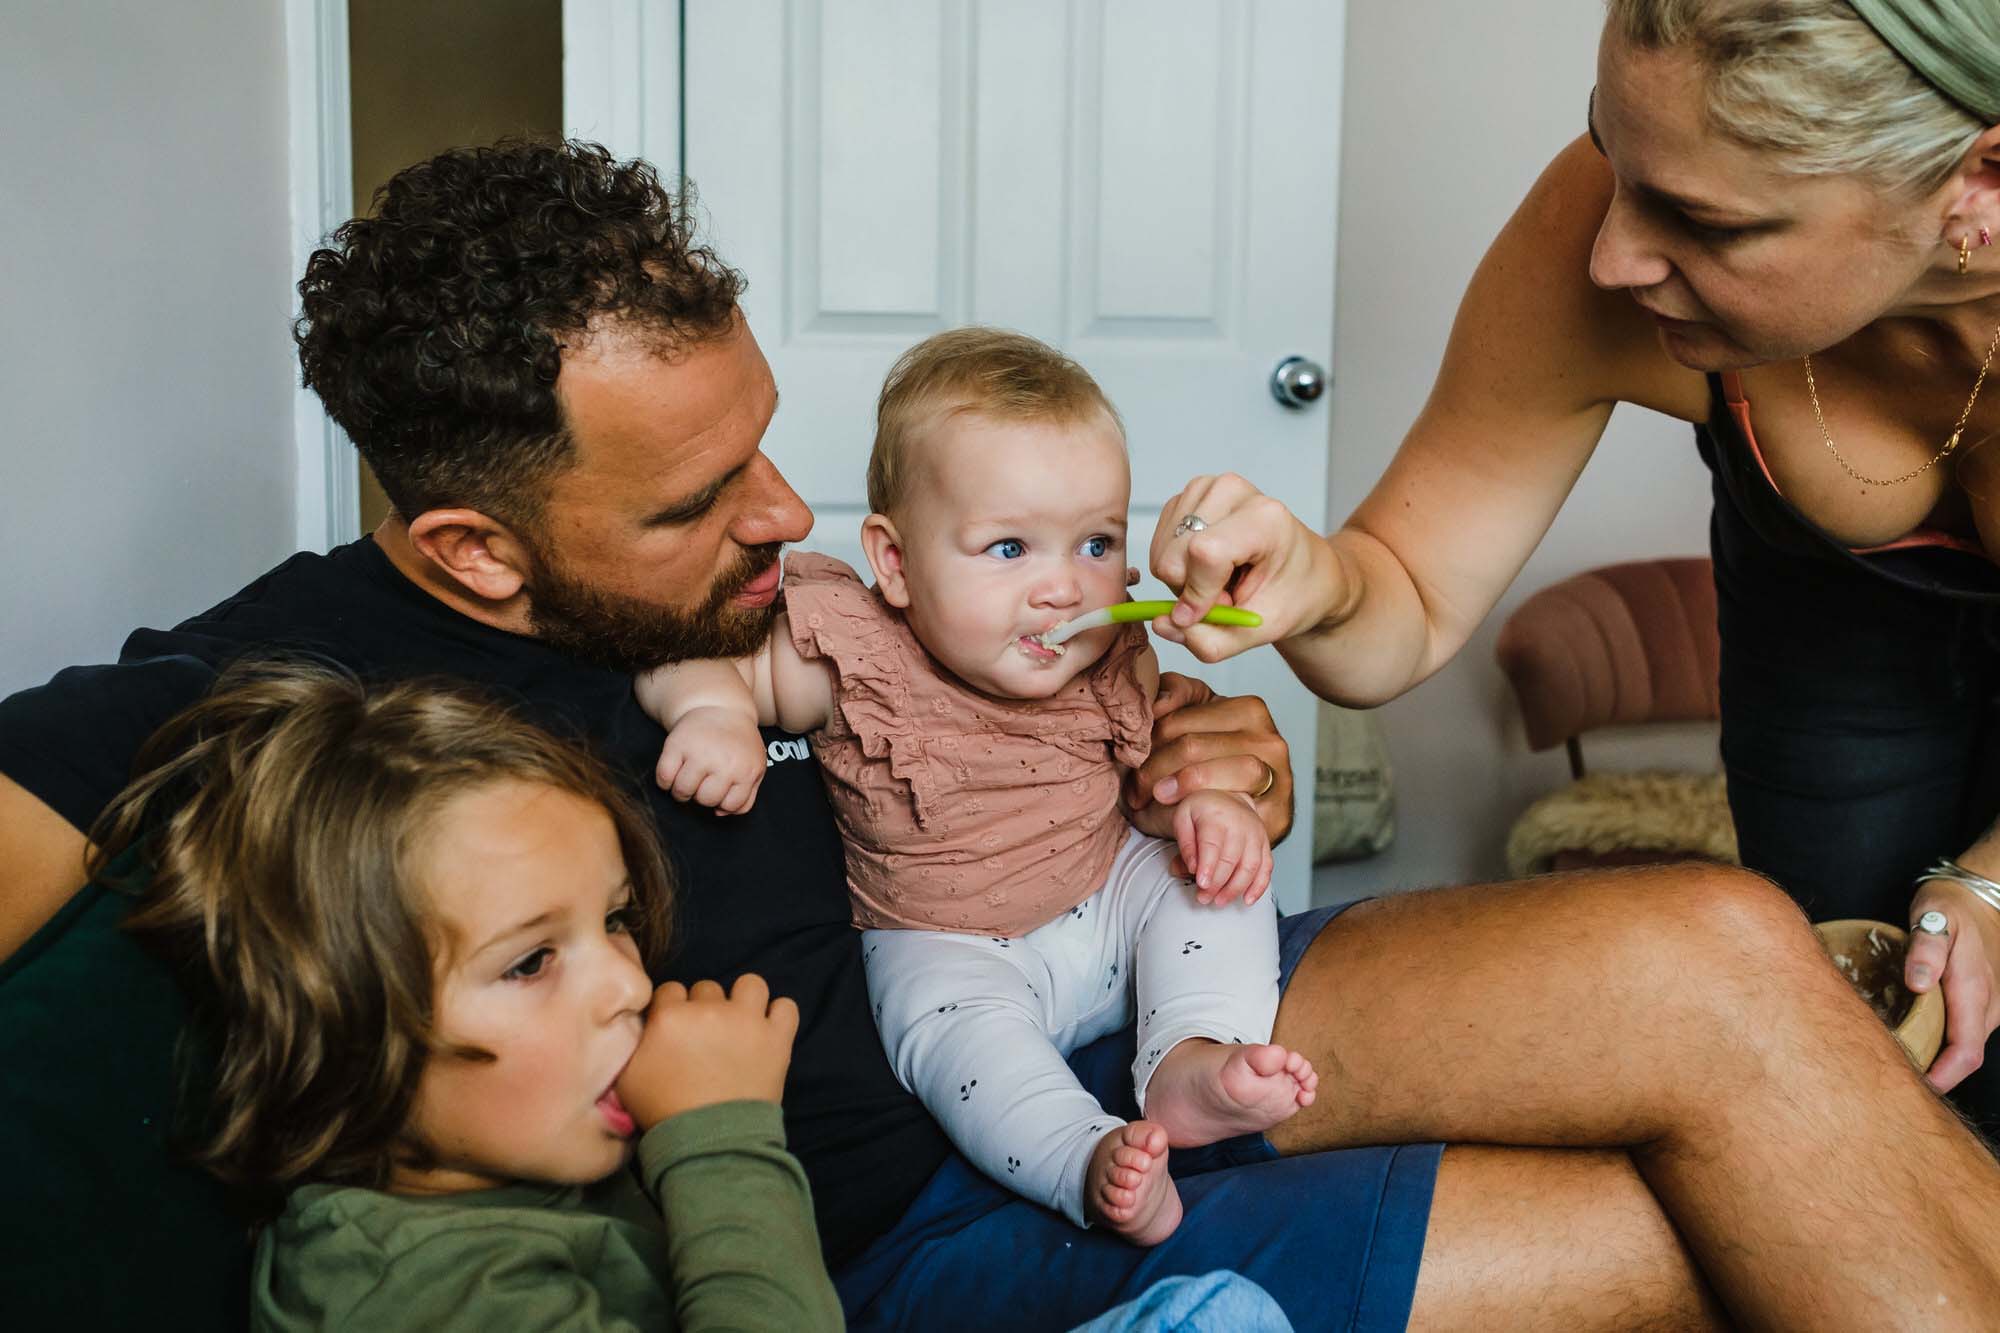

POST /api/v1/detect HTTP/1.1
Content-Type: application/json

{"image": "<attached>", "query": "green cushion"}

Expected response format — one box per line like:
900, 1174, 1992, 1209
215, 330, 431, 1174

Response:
0, 870, 250, 1330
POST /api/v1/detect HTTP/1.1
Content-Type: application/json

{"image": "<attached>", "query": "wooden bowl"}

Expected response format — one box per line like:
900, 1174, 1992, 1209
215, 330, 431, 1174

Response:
1814, 919, 1946, 1073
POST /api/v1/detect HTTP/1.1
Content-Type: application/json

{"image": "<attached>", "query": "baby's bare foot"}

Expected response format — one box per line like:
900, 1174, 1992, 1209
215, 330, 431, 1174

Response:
1085, 1121, 1182, 1246
1144, 1040, 1318, 1148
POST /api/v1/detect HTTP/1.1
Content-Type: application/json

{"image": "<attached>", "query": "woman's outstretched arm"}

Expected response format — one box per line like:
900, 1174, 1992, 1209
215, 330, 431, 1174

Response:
1151, 136, 1705, 703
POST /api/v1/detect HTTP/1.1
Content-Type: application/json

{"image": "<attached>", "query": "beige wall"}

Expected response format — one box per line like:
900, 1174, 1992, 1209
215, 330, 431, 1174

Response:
348, 0, 563, 530
1315, 0, 1720, 901
1, 0, 295, 692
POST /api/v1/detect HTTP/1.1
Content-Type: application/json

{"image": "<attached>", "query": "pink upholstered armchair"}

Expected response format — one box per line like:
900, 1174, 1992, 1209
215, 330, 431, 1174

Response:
1493, 558, 1738, 875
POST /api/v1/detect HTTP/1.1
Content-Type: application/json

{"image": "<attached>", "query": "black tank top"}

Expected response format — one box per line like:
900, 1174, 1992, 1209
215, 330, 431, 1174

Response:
1696, 371, 2000, 604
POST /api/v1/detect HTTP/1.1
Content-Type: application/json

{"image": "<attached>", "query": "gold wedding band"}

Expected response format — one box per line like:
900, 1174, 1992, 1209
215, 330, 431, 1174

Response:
1252, 761, 1276, 800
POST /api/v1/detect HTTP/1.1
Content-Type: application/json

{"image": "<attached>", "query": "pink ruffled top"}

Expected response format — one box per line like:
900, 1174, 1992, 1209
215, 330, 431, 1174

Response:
782, 552, 1154, 936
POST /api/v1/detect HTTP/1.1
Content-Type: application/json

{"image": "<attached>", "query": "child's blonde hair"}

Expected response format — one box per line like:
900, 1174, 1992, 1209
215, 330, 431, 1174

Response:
90, 660, 674, 1194
868, 327, 1124, 518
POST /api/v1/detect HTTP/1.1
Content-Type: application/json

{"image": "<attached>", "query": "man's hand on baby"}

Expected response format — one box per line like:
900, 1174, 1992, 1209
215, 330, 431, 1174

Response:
616, 973, 800, 1131
656, 706, 766, 813
1172, 789, 1274, 907
1127, 673, 1293, 851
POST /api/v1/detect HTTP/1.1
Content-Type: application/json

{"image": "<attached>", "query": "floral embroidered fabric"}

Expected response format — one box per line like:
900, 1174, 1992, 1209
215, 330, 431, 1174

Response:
782, 552, 1153, 935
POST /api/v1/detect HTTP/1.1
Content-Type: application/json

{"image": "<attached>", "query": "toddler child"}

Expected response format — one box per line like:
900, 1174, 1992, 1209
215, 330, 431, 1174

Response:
91, 662, 842, 1331
637, 328, 1316, 1246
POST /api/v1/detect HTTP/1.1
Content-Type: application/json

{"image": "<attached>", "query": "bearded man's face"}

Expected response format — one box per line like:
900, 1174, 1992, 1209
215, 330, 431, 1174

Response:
524, 318, 811, 672
525, 536, 781, 673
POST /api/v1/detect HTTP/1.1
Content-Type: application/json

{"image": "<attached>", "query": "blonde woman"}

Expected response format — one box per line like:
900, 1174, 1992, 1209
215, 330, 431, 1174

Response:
1158, 0, 2000, 1115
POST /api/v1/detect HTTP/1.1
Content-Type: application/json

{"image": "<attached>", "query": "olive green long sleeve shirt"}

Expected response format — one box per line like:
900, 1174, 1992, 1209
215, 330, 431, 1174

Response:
253, 1100, 842, 1331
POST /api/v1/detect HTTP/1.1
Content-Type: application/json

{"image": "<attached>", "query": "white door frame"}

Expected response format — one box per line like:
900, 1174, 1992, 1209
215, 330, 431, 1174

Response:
285, 0, 359, 552
289, 0, 682, 552
562, 0, 684, 180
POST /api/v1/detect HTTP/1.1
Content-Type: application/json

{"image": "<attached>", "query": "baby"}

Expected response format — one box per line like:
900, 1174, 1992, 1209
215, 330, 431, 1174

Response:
637, 328, 1315, 1245
92, 663, 840, 1331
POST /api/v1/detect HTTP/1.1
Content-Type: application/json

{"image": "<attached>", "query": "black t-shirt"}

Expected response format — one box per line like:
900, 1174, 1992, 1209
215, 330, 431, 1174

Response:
0, 538, 948, 1269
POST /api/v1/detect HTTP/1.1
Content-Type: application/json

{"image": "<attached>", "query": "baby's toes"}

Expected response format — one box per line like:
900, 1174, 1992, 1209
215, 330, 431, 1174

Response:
1242, 1042, 1291, 1078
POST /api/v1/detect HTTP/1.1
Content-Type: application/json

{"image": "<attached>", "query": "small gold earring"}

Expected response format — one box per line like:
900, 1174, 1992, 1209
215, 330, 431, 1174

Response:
1961, 235, 1973, 275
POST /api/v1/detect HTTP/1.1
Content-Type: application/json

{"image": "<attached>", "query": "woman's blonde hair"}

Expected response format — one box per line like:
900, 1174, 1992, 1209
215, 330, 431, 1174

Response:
1606, 0, 1985, 198
90, 660, 673, 1194
868, 327, 1123, 518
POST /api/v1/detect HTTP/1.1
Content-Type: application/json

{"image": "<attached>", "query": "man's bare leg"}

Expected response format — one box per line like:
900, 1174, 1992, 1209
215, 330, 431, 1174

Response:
1269, 864, 2000, 1328
1413, 1147, 1724, 1330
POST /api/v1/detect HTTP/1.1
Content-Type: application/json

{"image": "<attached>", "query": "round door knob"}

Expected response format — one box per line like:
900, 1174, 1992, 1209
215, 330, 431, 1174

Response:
1269, 355, 1328, 409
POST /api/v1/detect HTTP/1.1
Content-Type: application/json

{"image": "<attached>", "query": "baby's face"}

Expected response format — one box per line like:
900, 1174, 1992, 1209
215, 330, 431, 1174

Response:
389, 779, 654, 1195
883, 408, 1132, 700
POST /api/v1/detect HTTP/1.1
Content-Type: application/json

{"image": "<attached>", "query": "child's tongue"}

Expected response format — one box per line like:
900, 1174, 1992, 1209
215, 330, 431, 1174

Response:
597, 1088, 636, 1138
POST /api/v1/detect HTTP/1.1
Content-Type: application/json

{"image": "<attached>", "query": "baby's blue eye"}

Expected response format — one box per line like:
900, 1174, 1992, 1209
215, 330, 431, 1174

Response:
985, 538, 1026, 560
1080, 535, 1113, 558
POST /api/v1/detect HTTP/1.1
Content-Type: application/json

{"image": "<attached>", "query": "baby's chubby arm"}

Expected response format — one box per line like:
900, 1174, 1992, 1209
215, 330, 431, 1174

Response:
636, 656, 766, 813
1121, 647, 1273, 906
634, 614, 834, 813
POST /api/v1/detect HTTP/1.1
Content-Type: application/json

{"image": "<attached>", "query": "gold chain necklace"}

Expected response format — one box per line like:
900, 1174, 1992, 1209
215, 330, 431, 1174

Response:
1803, 318, 2000, 487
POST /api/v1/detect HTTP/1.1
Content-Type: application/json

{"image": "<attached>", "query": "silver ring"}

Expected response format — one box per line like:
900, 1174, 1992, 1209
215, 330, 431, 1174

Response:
1914, 909, 1951, 937
1174, 514, 1209, 537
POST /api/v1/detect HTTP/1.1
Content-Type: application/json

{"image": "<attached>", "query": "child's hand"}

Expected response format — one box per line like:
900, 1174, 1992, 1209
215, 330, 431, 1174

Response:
616, 973, 800, 1130
1173, 789, 1274, 907
656, 706, 766, 813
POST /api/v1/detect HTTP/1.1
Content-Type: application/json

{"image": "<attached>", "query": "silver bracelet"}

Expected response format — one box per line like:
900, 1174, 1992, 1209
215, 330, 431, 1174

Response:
1916, 858, 2000, 919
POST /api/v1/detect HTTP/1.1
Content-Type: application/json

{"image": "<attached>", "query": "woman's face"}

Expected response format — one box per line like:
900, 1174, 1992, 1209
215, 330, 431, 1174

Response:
1587, 34, 1942, 369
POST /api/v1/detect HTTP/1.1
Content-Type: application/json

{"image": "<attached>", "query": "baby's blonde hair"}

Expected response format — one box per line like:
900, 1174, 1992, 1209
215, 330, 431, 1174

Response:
868, 327, 1123, 518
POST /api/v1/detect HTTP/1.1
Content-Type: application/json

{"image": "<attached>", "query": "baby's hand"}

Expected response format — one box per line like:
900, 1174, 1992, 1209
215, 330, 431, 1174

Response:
1173, 789, 1274, 907
616, 974, 800, 1130
656, 706, 766, 813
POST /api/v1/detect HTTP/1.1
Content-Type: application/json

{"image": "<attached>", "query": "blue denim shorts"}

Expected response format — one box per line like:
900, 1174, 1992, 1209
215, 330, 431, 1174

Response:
833, 902, 1443, 1332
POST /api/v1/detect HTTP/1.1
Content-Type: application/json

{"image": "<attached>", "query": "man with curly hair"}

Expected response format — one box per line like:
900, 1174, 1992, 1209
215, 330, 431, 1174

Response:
4, 138, 2000, 1332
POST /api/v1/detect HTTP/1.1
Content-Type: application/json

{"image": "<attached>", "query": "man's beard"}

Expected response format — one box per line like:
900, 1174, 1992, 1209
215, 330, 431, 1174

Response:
524, 541, 782, 673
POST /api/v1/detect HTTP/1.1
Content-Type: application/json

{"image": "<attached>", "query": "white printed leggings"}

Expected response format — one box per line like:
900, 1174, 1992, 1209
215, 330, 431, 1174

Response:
861, 830, 1280, 1228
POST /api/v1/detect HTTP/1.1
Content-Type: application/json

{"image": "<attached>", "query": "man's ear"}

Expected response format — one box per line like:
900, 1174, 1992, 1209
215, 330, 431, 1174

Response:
860, 513, 912, 608
405, 508, 535, 603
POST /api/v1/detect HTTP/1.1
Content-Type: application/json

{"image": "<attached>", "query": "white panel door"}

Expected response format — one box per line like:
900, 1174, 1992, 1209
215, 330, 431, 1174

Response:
576, 0, 1346, 912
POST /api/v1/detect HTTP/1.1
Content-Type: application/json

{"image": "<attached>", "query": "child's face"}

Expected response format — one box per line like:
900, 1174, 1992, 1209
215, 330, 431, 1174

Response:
390, 779, 654, 1195
878, 408, 1132, 700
